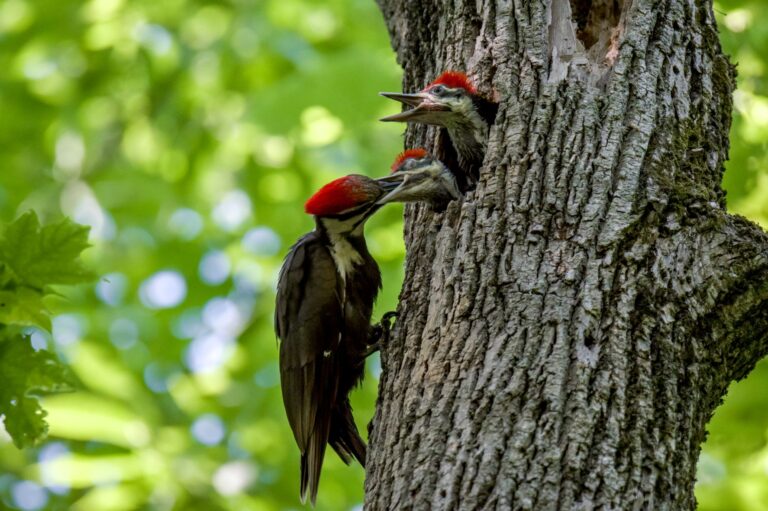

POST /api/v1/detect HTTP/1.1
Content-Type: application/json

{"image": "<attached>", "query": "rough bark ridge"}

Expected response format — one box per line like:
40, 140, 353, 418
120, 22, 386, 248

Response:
367, 0, 768, 509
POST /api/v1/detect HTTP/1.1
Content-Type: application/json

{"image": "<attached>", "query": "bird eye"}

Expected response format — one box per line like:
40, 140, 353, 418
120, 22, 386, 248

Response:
431, 85, 446, 95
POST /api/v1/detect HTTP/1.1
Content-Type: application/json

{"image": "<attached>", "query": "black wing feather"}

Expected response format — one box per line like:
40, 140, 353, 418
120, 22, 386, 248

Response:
276, 232, 345, 505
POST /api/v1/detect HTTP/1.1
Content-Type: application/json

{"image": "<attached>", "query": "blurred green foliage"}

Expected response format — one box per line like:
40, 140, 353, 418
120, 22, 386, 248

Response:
0, 0, 403, 509
0, 0, 765, 509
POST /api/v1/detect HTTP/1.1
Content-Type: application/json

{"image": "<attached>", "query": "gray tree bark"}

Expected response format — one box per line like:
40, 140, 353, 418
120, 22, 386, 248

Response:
366, 0, 768, 509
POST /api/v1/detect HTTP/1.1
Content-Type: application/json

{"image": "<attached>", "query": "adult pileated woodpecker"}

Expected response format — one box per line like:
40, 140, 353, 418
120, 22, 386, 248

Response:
377, 148, 461, 211
380, 71, 497, 191
275, 174, 399, 505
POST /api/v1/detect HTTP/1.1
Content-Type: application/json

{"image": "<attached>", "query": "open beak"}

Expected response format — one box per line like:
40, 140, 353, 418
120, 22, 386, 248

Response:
374, 173, 410, 204
379, 92, 448, 122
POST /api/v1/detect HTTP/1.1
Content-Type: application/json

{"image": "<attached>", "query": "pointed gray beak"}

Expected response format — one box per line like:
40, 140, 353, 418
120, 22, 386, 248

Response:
379, 92, 449, 122
377, 177, 401, 192
376, 182, 410, 205
379, 92, 425, 107
374, 173, 408, 204
375, 171, 438, 205
375, 165, 461, 205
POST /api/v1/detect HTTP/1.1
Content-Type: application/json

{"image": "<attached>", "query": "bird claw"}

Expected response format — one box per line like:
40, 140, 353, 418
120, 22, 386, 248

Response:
363, 311, 399, 357
361, 342, 380, 358
380, 311, 398, 327
379, 311, 398, 344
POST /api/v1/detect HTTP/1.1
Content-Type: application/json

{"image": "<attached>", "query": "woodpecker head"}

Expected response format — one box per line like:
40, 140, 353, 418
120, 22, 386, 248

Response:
305, 174, 398, 234
379, 71, 482, 127
375, 148, 460, 207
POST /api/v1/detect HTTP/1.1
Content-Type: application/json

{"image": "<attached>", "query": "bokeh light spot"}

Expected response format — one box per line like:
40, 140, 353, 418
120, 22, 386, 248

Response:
20, 50, 56, 81
0, 0, 34, 33
181, 5, 231, 49
168, 208, 204, 240
300, 106, 343, 147
255, 135, 294, 167
258, 172, 300, 203
80, 96, 116, 128
122, 118, 162, 165
185, 333, 235, 373
233, 260, 266, 291
60, 181, 116, 240
54, 131, 85, 178
724, 9, 751, 33
144, 362, 178, 393
38, 442, 69, 494
172, 309, 204, 339
81, 0, 125, 23
212, 460, 257, 496
253, 365, 279, 388
28, 328, 49, 351
11, 481, 48, 511
191, 414, 226, 446
139, 270, 187, 309
203, 297, 248, 336
301, 8, 338, 41
52, 314, 84, 346
242, 227, 281, 256
109, 318, 138, 349
191, 51, 220, 87
199, 250, 231, 285
95, 272, 127, 306
212, 190, 252, 232
134, 23, 173, 55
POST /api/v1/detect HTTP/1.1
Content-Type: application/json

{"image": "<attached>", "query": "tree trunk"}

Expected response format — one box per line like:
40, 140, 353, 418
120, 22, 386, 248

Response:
366, 0, 768, 509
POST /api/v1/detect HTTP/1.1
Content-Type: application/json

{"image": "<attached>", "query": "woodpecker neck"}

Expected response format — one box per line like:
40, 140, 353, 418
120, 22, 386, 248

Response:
445, 100, 488, 167
315, 204, 378, 283
447, 125, 486, 165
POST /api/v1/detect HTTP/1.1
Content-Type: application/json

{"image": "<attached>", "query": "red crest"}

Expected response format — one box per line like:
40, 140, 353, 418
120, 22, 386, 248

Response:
305, 176, 374, 216
391, 148, 429, 172
425, 71, 476, 94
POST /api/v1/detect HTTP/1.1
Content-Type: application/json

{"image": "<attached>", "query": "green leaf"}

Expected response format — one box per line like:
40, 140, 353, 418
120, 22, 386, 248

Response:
0, 211, 94, 289
0, 288, 51, 330
0, 333, 76, 448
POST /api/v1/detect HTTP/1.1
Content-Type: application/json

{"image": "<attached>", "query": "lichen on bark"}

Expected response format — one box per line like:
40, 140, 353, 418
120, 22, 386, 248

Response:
366, 0, 768, 509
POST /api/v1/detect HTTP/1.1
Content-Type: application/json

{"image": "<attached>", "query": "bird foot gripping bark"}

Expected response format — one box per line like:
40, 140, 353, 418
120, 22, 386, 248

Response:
363, 311, 398, 357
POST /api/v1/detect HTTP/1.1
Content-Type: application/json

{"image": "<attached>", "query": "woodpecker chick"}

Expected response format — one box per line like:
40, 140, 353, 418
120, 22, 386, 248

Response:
376, 148, 461, 211
380, 71, 497, 189
275, 175, 399, 505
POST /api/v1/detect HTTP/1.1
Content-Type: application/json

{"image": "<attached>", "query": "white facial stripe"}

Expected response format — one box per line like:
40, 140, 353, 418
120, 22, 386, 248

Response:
400, 160, 442, 177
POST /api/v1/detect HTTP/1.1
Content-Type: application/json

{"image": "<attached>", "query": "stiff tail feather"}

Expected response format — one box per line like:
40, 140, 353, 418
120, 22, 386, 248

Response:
300, 418, 330, 506
328, 402, 366, 466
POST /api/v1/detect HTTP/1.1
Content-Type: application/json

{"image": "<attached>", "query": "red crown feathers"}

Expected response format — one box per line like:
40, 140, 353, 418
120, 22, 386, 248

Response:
391, 148, 428, 172
305, 176, 375, 216
425, 71, 476, 94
